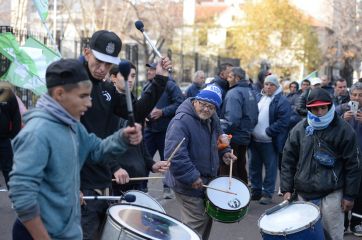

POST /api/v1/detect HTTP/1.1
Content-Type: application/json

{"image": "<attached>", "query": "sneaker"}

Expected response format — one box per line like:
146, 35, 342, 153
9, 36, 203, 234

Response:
351, 224, 362, 237
163, 187, 174, 199
251, 193, 262, 201
259, 196, 272, 205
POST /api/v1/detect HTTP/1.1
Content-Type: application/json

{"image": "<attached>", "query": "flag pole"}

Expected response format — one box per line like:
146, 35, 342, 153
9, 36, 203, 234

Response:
41, 21, 61, 57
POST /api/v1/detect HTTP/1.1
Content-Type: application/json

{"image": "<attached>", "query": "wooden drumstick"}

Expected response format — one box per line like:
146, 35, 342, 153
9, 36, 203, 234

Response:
229, 150, 234, 190
112, 176, 165, 182
167, 137, 186, 163
202, 185, 237, 195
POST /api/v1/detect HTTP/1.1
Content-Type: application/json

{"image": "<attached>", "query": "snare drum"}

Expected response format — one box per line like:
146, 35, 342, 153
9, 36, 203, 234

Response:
258, 201, 324, 240
122, 190, 165, 213
101, 204, 201, 240
205, 176, 250, 223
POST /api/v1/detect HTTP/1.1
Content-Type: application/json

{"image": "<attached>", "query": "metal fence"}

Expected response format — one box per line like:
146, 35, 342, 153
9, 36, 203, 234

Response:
1, 26, 239, 108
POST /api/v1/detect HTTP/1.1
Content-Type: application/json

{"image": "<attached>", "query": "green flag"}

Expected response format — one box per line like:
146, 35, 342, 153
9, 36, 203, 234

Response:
33, 0, 48, 22
0, 33, 59, 95
304, 71, 318, 80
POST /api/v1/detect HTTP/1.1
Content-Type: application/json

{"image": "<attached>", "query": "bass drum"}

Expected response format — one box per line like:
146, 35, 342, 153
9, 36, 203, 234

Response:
121, 190, 165, 213
101, 204, 201, 240
205, 176, 250, 223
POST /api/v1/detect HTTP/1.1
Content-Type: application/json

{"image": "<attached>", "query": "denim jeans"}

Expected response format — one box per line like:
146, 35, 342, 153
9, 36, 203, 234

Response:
249, 141, 278, 198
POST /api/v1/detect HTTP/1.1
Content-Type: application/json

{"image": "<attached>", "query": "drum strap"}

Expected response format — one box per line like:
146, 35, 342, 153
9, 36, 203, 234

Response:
94, 188, 110, 196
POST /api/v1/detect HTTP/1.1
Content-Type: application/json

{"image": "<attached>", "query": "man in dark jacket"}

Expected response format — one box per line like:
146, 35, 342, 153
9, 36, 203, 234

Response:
185, 70, 205, 98
0, 82, 21, 189
143, 62, 184, 198
220, 67, 258, 184
281, 88, 361, 240
208, 63, 233, 101
164, 85, 236, 240
79, 30, 172, 239
333, 78, 350, 106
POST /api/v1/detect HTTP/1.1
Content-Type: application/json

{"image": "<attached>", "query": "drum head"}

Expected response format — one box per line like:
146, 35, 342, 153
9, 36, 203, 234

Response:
207, 177, 250, 210
122, 190, 165, 213
258, 202, 320, 235
108, 204, 201, 240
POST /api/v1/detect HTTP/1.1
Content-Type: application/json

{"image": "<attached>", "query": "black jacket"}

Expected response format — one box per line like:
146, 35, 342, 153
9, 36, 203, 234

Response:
0, 88, 21, 139
80, 60, 168, 189
281, 114, 361, 200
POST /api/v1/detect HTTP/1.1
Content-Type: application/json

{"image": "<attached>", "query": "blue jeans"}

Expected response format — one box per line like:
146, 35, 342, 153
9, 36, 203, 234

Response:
249, 141, 278, 198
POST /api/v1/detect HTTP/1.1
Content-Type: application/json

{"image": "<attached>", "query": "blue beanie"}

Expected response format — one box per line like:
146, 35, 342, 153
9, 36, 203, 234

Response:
195, 84, 222, 109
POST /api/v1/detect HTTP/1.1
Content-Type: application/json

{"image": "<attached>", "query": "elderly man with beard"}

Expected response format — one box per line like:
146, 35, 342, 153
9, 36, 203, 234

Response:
164, 85, 236, 240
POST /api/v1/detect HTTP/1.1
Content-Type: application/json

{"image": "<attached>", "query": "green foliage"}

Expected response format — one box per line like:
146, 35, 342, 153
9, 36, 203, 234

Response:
225, 0, 321, 76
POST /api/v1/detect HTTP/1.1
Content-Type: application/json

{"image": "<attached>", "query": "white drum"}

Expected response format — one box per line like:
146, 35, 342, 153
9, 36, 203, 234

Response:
205, 177, 250, 222
258, 202, 324, 239
121, 190, 165, 213
101, 204, 201, 240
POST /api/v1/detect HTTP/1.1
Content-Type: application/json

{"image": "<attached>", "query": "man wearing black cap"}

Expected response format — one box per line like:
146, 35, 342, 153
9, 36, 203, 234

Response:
142, 62, 184, 198
80, 30, 172, 238
281, 88, 361, 240
8, 59, 143, 240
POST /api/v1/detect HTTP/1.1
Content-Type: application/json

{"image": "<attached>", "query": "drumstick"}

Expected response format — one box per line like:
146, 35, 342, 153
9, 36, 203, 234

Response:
229, 150, 234, 190
167, 137, 186, 163
112, 176, 165, 182
202, 185, 237, 195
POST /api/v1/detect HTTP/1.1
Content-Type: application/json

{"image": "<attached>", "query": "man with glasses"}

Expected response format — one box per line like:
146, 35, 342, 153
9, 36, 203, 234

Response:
164, 85, 236, 240
79, 30, 172, 239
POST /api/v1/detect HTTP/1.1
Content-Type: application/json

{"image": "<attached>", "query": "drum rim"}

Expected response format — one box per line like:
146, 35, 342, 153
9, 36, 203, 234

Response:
107, 203, 201, 240
206, 176, 251, 210
257, 201, 321, 235
123, 189, 166, 213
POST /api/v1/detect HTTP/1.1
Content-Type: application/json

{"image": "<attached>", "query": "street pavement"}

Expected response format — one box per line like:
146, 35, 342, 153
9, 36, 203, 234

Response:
0, 171, 359, 239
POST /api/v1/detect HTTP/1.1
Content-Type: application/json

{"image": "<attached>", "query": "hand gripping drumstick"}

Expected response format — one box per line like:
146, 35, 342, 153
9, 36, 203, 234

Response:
167, 137, 186, 163
112, 176, 165, 182
265, 199, 291, 215
202, 185, 237, 195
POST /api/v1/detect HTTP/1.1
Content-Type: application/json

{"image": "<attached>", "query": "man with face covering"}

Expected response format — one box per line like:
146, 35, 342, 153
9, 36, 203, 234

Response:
281, 88, 361, 240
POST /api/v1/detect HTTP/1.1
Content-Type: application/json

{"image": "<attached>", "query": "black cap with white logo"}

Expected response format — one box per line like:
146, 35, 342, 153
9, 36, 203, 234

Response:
89, 30, 122, 65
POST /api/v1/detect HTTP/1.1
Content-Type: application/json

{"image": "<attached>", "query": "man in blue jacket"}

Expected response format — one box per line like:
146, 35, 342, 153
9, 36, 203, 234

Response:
164, 85, 236, 240
220, 67, 258, 184
143, 62, 184, 198
8, 59, 143, 240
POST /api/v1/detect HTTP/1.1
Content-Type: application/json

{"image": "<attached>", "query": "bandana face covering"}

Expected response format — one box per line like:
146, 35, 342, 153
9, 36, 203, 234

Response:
306, 104, 335, 135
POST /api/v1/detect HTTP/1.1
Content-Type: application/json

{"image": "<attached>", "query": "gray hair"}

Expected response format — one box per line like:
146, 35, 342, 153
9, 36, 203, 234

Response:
193, 70, 205, 82
350, 82, 362, 93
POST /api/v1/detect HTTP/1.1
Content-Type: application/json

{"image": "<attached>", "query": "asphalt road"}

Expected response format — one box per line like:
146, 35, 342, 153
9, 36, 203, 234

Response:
0, 171, 359, 239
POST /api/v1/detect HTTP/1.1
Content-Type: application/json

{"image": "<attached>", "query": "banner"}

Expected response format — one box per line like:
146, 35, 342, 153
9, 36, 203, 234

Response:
0, 33, 60, 95
304, 70, 318, 80
33, 0, 48, 22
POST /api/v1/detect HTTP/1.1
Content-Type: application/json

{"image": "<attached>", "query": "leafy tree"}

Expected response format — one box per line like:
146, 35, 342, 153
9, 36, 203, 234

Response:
225, 0, 321, 77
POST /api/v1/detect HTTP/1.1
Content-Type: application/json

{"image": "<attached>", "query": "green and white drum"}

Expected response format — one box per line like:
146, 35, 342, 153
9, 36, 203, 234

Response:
205, 176, 250, 223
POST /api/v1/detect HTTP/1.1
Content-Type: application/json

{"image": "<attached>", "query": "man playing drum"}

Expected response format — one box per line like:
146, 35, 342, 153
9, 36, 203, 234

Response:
281, 88, 361, 240
164, 85, 236, 240
8, 59, 143, 240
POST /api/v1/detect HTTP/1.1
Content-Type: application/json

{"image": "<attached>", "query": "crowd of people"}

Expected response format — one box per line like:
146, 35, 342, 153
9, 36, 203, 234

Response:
1, 28, 362, 240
